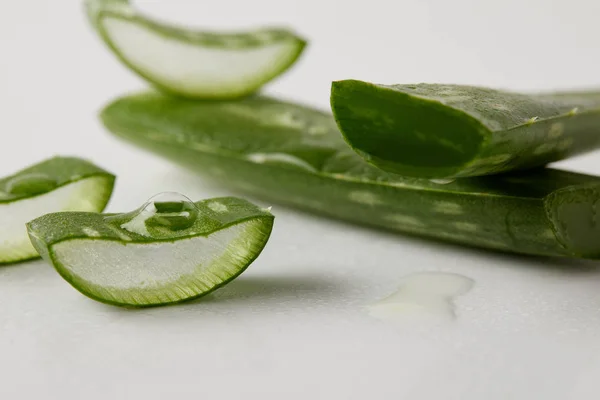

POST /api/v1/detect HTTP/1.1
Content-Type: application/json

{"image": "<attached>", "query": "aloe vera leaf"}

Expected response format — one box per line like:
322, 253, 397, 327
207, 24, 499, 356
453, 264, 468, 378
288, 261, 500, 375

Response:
330, 80, 600, 178
100, 92, 600, 259
27, 193, 274, 307
84, 0, 306, 99
0, 157, 115, 265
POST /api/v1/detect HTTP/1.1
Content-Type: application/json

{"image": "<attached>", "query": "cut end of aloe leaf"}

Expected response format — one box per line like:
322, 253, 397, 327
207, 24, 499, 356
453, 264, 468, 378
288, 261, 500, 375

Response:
0, 157, 115, 265
27, 194, 274, 307
545, 185, 600, 258
87, 0, 306, 99
331, 80, 487, 178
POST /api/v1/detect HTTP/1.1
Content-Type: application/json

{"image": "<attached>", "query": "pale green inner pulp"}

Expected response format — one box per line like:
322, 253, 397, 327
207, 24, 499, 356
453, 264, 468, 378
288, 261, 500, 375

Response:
52, 220, 260, 304
100, 16, 297, 97
0, 177, 110, 263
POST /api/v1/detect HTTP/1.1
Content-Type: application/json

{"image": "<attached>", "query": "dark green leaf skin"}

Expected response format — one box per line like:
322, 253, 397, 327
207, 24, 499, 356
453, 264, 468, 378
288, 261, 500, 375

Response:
331, 80, 600, 178
27, 197, 274, 308
100, 92, 600, 259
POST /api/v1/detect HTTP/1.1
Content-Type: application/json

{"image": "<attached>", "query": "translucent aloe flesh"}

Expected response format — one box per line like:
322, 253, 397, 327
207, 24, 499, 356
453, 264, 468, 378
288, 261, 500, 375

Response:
27, 193, 274, 307
99, 92, 600, 259
85, 0, 306, 99
330, 80, 600, 178
0, 157, 115, 264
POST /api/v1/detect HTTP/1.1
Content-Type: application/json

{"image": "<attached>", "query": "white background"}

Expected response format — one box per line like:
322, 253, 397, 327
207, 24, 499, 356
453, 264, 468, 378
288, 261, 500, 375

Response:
1, 0, 600, 398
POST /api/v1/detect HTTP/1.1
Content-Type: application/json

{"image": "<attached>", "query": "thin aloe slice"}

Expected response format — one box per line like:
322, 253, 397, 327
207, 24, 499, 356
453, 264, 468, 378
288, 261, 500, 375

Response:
0, 157, 115, 265
330, 80, 600, 178
99, 92, 600, 260
85, 0, 306, 99
27, 193, 274, 307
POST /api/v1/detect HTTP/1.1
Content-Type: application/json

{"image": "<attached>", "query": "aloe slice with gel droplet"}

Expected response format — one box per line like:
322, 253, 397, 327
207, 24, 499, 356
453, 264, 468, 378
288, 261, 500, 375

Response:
85, 0, 306, 99
0, 157, 115, 264
27, 193, 274, 307
331, 80, 600, 178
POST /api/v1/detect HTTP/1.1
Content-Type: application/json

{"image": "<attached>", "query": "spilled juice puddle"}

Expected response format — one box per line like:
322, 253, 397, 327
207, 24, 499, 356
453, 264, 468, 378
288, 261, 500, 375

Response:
368, 272, 474, 322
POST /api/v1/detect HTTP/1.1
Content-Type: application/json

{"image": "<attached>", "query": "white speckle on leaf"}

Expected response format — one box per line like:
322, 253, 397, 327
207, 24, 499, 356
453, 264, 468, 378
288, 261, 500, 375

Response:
268, 112, 305, 129
533, 143, 556, 155
386, 214, 425, 227
246, 153, 316, 172
542, 229, 556, 239
307, 125, 329, 135
349, 191, 382, 206
82, 228, 101, 237
433, 201, 463, 215
207, 202, 228, 213
548, 123, 564, 138
556, 138, 574, 151
453, 222, 478, 232
472, 154, 512, 166
430, 178, 455, 185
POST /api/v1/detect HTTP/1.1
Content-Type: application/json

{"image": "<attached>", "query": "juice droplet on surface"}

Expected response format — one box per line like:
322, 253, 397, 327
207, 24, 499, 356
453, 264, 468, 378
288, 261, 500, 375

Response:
368, 272, 474, 323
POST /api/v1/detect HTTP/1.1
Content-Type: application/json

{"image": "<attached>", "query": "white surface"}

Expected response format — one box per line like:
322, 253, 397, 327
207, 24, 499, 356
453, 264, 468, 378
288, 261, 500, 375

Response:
1, 0, 600, 399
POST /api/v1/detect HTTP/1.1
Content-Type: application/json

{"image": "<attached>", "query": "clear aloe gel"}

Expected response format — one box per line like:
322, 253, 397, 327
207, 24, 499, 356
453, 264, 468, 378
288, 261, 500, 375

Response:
26, 193, 274, 307
85, 0, 306, 99
101, 92, 600, 260
331, 80, 600, 178
0, 157, 115, 264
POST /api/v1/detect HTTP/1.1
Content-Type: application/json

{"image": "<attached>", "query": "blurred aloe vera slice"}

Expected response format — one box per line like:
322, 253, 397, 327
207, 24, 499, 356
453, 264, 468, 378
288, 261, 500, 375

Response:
0, 157, 115, 264
100, 92, 600, 259
27, 193, 274, 307
331, 80, 600, 178
85, 0, 306, 99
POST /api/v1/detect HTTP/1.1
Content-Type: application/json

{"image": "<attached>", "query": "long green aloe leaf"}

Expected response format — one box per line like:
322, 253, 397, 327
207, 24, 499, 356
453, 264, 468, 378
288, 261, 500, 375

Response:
331, 80, 600, 178
27, 193, 274, 307
100, 92, 600, 259
85, 0, 306, 99
0, 157, 115, 264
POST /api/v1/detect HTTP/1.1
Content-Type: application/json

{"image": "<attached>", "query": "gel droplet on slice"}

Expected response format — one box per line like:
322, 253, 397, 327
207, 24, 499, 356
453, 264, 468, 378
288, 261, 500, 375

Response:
109, 192, 200, 237
5, 173, 58, 196
145, 192, 199, 231
368, 272, 474, 323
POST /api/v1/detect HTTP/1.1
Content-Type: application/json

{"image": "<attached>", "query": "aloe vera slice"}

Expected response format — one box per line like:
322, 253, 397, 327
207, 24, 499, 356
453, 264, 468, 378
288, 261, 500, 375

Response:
99, 92, 600, 260
27, 193, 274, 307
0, 157, 115, 265
85, 0, 306, 99
330, 80, 600, 178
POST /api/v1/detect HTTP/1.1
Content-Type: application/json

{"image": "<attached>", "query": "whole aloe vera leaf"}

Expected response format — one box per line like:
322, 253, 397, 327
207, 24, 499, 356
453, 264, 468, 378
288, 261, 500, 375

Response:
331, 80, 600, 178
0, 157, 115, 264
85, 0, 306, 99
100, 92, 600, 259
27, 194, 274, 308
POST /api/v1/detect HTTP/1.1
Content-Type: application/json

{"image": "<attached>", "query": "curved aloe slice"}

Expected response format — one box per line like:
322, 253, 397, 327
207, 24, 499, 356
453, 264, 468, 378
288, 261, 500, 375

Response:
85, 0, 306, 99
331, 80, 600, 178
27, 193, 274, 307
100, 92, 600, 260
0, 157, 114, 265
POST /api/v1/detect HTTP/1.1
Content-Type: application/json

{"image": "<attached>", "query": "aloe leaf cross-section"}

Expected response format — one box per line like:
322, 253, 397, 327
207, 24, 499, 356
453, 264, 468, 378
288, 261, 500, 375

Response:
0, 156, 115, 265
100, 92, 600, 260
331, 80, 600, 178
85, 0, 306, 99
27, 193, 274, 307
